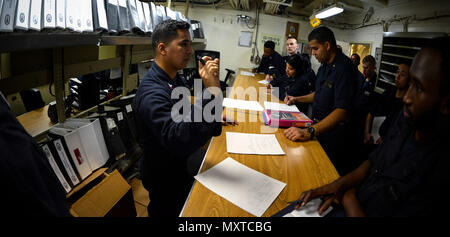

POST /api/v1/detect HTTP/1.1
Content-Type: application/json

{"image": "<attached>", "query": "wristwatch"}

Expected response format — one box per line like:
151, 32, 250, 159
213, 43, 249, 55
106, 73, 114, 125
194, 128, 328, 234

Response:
307, 126, 315, 140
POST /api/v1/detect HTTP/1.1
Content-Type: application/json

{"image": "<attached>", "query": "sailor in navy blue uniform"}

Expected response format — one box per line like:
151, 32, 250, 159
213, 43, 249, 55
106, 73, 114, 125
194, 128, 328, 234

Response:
284, 27, 359, 175
257, 40, 286, 81
294, 39, 450, 216
134, 20, 233, 217
0, 91, 71, 216
267, 54, 316, 113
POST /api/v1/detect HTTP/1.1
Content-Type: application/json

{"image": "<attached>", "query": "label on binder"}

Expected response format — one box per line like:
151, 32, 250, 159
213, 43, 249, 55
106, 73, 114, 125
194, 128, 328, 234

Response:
54, 139, 80, 185
42, 144, 72, 193
117, 112, 123, 121
126, 104, 132, 113
74, 148, 83, 165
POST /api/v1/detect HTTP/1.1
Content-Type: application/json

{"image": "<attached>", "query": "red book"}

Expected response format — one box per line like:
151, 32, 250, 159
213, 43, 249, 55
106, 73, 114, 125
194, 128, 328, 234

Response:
264, 109, 313, 128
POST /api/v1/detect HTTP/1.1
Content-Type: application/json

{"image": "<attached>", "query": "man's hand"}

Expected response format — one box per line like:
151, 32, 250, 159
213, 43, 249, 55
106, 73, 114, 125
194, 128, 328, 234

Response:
284, 127, 311, 142
294, 179, 346, 215
222, 114, 238, 126
284, 95, 297, 105
199, 56, 220, 89
265, 74, 273, 82
266, 83, 272, 93
375, 137, 383, 145
363, 132, 374, 144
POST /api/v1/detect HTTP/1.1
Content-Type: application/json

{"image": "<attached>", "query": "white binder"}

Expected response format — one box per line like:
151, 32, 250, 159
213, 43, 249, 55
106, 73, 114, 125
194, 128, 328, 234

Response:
165, 7, 176, 20
0, 0, 18, 32
126, 0, 141, 32
29, 0, 42, 31
141, 1, 152, 33
49, 126, 92, 180
53, 138, 81, 186
55, 0, 65, 29
155, 5, 165, 22
177, 11, 187, 23
42, 144, 72, 193
74, 0, 83, 32
14, 0, 30, 30
117, 0, 130, 32
92, 0, 108, 31
105, 0, 119, 33
42, 0, 56, 29
65, 0, 76, 31
62, 118, 110, 171
135, 0, 146, 32
82, 0, 93, 32
149, 1, 158, 30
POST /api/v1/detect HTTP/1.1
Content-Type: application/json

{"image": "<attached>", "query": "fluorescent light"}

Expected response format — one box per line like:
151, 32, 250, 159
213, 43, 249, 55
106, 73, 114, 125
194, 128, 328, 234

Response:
315, 4, 344, 19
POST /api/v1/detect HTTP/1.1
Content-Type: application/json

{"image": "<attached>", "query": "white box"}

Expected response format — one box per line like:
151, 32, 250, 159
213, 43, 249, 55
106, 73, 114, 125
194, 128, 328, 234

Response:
14, 0, 30, 30
55, 0, 65, 29
0, 0, 18, 32
43, 0, 56, 29
29, 0, 42, 31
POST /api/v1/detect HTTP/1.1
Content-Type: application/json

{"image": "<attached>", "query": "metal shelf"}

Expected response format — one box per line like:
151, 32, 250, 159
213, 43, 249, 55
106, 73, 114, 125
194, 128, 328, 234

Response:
383, 44, 421, 50
381, 60, 400, 67
383, 52, 415, 60
383, 32, 448, 39
192, 38, 207, 44
380, 69, 397, 77
378, 77, 396, 86
0, 33, 152, 53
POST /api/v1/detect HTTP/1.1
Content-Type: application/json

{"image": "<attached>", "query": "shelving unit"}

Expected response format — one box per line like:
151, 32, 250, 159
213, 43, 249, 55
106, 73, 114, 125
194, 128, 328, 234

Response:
0, 33, 206, 134
376, 32, 448, 92
1, 31, 207, 205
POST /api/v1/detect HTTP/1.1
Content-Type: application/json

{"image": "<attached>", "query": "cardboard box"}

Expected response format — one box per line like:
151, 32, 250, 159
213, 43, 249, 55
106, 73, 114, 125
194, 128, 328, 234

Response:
68, 169, 136, 217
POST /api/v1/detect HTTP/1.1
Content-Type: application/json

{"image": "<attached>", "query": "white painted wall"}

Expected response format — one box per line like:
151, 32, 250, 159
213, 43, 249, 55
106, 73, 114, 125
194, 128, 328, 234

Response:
333, 0, 450, 57
171, 5, 315, 81
170, 0, 450, 79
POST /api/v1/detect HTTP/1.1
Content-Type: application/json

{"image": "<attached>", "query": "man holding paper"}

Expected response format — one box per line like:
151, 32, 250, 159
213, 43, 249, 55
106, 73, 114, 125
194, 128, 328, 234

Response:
284, 27, 360, 175
134, 20, 235, 217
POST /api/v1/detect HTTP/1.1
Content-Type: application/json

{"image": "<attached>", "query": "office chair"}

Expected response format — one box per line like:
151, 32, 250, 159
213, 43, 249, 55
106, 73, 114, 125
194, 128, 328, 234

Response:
194, 50, 235, 91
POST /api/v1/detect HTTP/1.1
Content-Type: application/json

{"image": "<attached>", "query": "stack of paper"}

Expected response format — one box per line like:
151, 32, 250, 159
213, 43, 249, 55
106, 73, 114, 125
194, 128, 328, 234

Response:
264, 101, 300, 113
223, 98, 264, 112
240, 71, 255, 77
194, 157, 286, 217
371, 116, 386, 141
226, 132, 285, 155
283, 198, 333, 217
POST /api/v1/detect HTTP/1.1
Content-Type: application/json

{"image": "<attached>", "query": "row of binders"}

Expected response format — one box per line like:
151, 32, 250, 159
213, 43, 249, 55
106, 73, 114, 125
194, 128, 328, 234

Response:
0, 0, 192, 35
40, 94, 138, 193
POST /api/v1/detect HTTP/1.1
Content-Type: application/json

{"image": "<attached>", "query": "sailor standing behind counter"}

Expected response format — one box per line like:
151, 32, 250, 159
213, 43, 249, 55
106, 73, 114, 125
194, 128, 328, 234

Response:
134, 20, 235, 217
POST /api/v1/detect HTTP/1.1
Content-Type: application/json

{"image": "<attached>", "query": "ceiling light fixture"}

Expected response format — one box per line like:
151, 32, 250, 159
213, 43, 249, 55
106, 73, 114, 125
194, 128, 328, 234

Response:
315, 3, 344, 19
